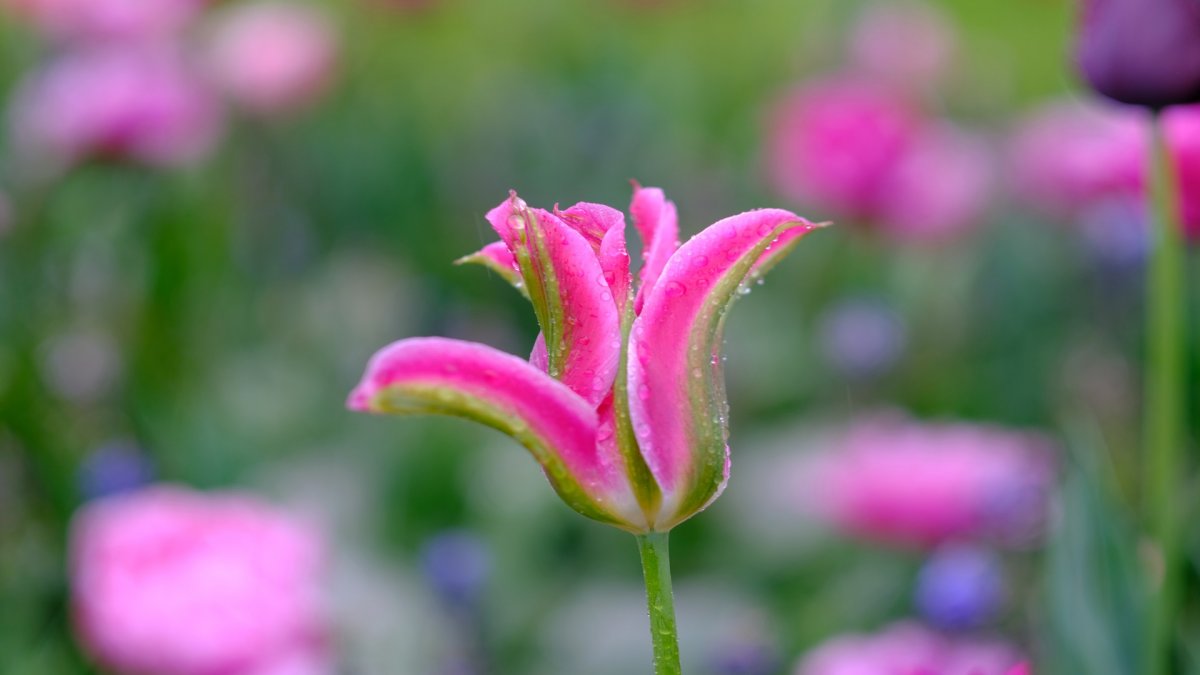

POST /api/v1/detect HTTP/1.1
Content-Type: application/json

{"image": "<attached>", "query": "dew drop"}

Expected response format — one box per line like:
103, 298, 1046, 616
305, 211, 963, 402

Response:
637, 383, 651, 401
597, 421, 615, 442
692, 367, 702, 379
690, 254, 709, 270
664, 281, 686, 298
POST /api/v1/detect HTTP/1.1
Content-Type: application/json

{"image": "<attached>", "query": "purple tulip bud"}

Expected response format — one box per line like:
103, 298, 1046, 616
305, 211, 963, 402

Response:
915, 545, 1005, 631
1076, 0, 1200, 109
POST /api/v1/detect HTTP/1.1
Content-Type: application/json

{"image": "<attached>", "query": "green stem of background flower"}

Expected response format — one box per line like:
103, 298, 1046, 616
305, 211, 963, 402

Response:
637, 531, 682, 675
1145, 111, 1185, 675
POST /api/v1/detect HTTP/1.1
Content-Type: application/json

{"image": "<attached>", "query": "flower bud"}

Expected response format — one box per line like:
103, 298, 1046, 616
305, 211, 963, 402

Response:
1076, 0, 1200, 109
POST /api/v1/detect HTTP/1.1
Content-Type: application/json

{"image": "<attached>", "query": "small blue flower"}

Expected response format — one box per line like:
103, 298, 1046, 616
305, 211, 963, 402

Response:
77, 441, 154, 501
816, 296, 906, 380
915, 545, 1006, 631
420, 530, 491, 609
708, 639, 780, 675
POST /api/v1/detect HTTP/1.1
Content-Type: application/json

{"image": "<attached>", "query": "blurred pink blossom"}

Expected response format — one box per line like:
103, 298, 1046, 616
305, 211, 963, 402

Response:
767, 78, 991, 244
794, 621, 1025, 675
71, 486, 331, 675
204, 2, 338, 116
8, 48, 223, 170
1009, 100, 1200, 239
849, 1, 958, 89
1, 0, 205, 43
797, 414, 1055, 548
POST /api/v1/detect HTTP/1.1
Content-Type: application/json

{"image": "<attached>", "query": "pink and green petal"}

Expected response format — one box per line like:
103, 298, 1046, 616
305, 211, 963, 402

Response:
486, 195, 622, 406
630, 185, 680, 314
560, 202, 634, 314
627, 209, 822, 528
455, 241, 528, 299
347, 337, 642, 528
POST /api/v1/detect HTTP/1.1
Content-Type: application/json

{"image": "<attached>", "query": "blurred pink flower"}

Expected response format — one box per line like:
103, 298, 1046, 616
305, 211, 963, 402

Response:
1, 0, 205, 43
8, 47, 223, 170
766, 78, 991, 244
1009, 99, 1200, 239
204, 2, 338, 116
797, 414, 1055, 548
794, 621, 1024, 675
1008, 101, 1145, 221
71, 486, 331, 675
848, 1, 958, 89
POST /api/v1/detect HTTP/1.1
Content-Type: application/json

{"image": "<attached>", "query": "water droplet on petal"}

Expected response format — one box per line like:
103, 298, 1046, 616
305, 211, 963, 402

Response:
637, 383, 651, 401
665, 281, 686, 298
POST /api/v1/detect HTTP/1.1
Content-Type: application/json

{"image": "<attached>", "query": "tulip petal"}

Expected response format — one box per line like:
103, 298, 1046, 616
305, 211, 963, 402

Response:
348, 337, 642, 528
560, 202, 633, 315
486, 194, 621, 406
630, 185, 680, 314
628, 209, 822, 528
455, 241, 529, 299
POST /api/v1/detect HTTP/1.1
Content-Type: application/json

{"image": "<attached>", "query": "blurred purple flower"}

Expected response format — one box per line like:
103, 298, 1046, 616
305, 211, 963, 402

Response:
766, 77, 991, 245
1, 0, 206, 43
848, 0, 957, 91
1009, 100, 1200, 240
915, 545, 1006, 631
71, 486, 332, 675
709, 639, 781, 675
420, 530, 491, 609
794, 621, 1024, 675
204, 2, 338, 117
1076, 0, 1200, 109
816, 297, 906, 380
77, 441, 155, 501
795, 413, 1055, 549
8, 47, 223, 171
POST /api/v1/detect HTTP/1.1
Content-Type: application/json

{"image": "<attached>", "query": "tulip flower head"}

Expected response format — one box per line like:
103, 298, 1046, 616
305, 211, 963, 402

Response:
204, 2, 338, 116
1009, 100, 1200, 240
794, 621, 1024, 675
349, 185, 822, 533
796, 414, 1055, 548
70, 486, 331, 675
1076, 0, 1200, 110
766, 77, 991, 244
7, 47, 222, 171
2, 0, 206, 43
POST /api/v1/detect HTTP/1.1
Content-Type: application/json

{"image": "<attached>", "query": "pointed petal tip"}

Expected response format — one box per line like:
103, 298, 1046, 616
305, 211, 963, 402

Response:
346, 386, 373, 412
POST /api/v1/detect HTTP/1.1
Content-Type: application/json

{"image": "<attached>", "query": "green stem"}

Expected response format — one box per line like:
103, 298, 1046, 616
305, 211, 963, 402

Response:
636, 532, 682, 675
1145, 112, 1185, 675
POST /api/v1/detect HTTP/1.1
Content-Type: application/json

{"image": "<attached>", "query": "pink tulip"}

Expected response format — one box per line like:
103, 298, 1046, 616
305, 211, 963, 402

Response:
766, 77, 991, 244
70, 486, 330, 675
204, 2, 338, 116
8, 47, 222, 170
1, 0, 205, 43
797, 414, 1054, 548
1008, 101, 1146, 221
1009, 99, 1200, 239
848, 0, 958, 90
794, 621, 1025, 675
349, 186, 823, 532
